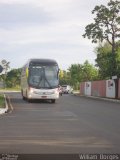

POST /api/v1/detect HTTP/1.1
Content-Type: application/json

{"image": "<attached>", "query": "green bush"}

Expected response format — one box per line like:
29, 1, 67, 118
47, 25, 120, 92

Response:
0, 94, 5, 108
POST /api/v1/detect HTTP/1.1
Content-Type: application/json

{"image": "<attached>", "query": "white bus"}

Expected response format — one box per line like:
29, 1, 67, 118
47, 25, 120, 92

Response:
21, 59, 60, 103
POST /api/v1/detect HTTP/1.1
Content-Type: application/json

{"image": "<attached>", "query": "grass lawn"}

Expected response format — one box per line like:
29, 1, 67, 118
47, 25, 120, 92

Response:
0, 87, 20, 91
0, 94, 5, 108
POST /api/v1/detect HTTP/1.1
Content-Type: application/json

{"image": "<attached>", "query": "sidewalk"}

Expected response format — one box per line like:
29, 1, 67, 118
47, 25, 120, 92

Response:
73, 92, 120, 103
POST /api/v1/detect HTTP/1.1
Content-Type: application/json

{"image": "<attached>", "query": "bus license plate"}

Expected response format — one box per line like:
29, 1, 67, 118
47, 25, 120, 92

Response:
41, 96, 47, 98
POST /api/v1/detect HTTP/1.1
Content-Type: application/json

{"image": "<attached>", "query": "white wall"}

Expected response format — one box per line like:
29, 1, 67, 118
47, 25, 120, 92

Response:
84, 82, 91, 96
106, 80, 115, 98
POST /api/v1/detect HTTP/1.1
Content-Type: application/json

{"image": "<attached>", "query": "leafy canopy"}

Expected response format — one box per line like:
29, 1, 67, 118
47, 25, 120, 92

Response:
95, 41, 120, 79
83, 0, 120, 47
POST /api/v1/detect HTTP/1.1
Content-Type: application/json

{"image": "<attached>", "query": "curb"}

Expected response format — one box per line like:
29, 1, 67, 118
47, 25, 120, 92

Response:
73, 93, 120, 103
0, 94, 8, 115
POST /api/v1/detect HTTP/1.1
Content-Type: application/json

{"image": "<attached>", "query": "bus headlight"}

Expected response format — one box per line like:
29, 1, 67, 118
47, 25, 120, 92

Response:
54, 89, 59, 94
29, 87, 34, 93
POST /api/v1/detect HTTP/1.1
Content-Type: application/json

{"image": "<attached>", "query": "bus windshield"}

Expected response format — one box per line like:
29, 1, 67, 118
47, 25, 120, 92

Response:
28, 65, 59, 89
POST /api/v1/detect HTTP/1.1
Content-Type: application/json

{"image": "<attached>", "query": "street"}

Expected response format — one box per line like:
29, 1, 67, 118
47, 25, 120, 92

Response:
0, 92, 120, 153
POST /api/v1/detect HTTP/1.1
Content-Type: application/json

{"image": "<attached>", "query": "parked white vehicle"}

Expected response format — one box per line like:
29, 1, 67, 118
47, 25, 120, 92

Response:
62, 85, 73, 94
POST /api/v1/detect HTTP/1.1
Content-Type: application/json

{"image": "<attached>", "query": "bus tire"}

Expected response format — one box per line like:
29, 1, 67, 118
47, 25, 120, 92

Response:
27, 98, 32, 103
26, 91, 31, 102
23, 96, 26, 100
51, 99, 56, 103
21, 90, 26, 100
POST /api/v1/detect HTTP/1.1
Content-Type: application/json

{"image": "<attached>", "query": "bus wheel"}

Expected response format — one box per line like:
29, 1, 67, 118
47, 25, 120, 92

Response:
51, 99, 55, 103
23, 96, 26, 100
21, 90, 26, 100
27, 97, 32, 103
27, 99, 32, 103
26, 91, 32, 103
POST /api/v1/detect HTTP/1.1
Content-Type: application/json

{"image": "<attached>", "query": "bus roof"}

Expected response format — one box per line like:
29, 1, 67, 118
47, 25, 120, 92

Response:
27, 58, 58, 66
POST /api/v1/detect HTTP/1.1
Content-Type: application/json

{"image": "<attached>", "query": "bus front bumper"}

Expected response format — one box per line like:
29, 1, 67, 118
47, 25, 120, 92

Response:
27, 89, 59, 100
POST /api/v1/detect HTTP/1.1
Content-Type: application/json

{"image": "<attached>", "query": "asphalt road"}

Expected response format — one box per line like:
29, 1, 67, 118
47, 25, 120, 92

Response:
0, 92, 120, 154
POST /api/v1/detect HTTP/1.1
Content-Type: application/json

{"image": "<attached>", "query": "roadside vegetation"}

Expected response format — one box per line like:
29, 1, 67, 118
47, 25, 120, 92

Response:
0, 94, 5, 108
59, 60, 99, 90
0, 68, 21, 90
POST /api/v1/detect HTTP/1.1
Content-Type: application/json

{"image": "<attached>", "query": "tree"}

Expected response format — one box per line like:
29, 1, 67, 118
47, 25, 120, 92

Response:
83, 0, 120, 98
68, 64, 82, 89
83, 0, 120, 74
68, 61, 99, 89
0, 59, 10, 75
59, 70, 71, 86
95, 41, 120, 79
6, 68, 21, 88
0, 59, 10, 88
81, 60, 99, 81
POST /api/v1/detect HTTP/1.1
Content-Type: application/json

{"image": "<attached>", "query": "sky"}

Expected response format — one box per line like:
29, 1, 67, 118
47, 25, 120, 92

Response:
0, 0, 108, 70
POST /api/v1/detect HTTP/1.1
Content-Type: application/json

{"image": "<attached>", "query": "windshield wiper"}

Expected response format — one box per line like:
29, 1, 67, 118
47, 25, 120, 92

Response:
44, 75, 53, 88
